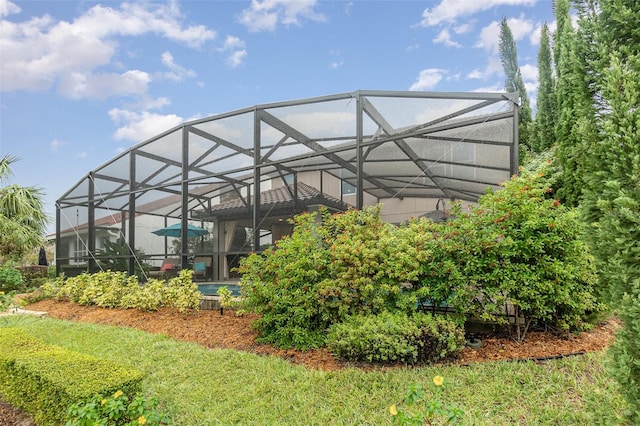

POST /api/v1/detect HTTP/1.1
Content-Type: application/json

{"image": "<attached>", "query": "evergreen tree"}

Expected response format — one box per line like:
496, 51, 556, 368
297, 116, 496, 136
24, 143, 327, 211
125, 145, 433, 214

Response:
531, 23, 556, 152
499, 17, 533, 157
579, 0, 640, 421
553, 0, 597, 207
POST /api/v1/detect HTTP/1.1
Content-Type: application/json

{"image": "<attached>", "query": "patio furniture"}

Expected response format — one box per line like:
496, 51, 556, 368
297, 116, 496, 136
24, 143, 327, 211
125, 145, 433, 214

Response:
192, 256, 213, 281
148, 258, 180, 279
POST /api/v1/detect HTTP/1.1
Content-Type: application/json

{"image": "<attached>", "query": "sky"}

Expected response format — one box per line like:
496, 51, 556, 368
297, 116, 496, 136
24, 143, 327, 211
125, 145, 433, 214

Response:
0, 0, 556, 232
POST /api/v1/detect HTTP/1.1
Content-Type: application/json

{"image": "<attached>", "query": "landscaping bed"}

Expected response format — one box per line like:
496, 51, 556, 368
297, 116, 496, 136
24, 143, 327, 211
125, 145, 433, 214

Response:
25, 299, 619, 370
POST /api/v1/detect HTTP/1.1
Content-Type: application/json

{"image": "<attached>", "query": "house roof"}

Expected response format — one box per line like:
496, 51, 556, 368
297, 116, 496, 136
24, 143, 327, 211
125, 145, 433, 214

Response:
200, 182, 349, 219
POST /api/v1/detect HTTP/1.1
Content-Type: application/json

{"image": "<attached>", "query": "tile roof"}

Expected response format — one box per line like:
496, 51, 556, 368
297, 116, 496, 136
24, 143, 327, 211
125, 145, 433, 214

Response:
208, 182, 349, 216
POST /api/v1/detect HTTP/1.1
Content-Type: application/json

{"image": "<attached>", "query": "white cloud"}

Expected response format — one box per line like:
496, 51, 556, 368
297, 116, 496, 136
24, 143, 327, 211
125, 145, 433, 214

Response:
51, 138, 66, 151
476, 16, 535, 53
0, 1, 215, 97
227, 50, 248, 68
139, 96, 172, 110
433, 29, 461, 47
446, 72, 461, 82
109, 108, 184, 142
409, 68, 446, 91
454, 22, 474, 34
530, 20, 557, 46
58, 69, 150, 100
222, 35, 245, 51
238, 0, 325, 33
77, 151, 87, 159
520, 63, 537, 82
465, 55, 503, 82
73, 2, 215, 48
160, 51, 196, 81
419, 0, 536, 27
218, 36, 247, 68
329, 50, 343, 69
0, 0, 20, 17
472, 83, 503, 93
469, 16, 537, 82
405, 43, 420, 52
467, 69, 486, 80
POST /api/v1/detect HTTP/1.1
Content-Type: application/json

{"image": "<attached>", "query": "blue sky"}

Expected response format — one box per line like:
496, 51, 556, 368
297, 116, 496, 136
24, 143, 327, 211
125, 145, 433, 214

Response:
1, 0, 556, 231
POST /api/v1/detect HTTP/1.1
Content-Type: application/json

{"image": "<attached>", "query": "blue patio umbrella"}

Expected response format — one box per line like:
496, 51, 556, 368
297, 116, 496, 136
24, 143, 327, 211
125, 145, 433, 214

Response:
152, 223, 208, 238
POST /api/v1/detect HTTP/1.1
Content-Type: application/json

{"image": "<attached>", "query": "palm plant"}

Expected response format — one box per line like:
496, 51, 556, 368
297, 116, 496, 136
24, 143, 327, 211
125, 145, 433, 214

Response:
0, 155, 49, 260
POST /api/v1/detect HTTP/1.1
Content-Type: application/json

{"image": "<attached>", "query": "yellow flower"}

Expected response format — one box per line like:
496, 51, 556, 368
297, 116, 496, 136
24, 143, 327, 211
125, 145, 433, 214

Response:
101, 399, 107, 406
389, 404, 398, 416
138, 415, 147, 425
433, 376, 444, 387
113, 390, 123, 399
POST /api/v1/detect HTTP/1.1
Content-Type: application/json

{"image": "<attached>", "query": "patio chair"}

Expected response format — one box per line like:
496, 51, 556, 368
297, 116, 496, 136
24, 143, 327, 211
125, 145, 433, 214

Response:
192, 256, 212, 281
148, 258, 180, 279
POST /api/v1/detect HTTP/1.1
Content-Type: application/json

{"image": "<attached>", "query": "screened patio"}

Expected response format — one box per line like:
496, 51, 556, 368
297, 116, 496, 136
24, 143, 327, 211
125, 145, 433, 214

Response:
55, 90, 519, 279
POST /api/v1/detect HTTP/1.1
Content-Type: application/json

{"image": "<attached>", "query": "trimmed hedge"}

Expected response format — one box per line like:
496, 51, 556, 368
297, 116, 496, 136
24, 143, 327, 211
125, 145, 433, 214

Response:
326, 312, 465, 364
0, 328, 144, 426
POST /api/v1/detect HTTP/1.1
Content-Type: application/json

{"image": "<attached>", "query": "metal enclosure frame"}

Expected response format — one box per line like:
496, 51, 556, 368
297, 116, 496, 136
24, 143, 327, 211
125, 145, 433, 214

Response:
55, 90, 519, 277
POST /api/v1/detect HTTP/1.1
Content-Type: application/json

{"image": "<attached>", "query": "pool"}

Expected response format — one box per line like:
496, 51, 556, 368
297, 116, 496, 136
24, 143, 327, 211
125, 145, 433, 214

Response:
198, 283, 242, 297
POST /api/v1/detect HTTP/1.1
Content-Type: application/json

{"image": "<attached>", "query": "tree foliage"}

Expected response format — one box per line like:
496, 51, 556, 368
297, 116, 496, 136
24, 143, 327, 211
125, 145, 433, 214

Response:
553, 0, 598, 207
98, 237, 150, 279
577, 0, 640, 421
499, 17, 533, 155
0, 155, 49, 260
531, 23, 556, 152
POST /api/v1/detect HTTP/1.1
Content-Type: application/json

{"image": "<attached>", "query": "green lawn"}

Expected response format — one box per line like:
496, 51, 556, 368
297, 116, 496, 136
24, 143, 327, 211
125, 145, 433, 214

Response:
1, 316, 626, 425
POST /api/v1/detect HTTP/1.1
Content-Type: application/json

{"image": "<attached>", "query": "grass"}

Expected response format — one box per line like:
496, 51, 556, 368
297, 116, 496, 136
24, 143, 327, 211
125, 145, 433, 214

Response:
1, 315, 627, 425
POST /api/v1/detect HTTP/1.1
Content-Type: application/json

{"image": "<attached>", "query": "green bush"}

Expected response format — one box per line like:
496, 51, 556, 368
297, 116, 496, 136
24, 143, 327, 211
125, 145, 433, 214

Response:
164, 270, 201, 313
66, 389, 168, 426
239, 210, 330, 349
239, 206, 419, 349
0, 328, 144, 426
411, 159, 606, 338
47, 270, 200, 313
240, 157, 605, 349
0, 265, 24, 292
326, 312, 464, 364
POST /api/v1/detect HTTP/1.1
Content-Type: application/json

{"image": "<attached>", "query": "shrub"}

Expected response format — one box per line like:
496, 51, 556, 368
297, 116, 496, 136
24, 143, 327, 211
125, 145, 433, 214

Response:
164, 270, 201, 313
0, 328, 144, 426
0, 265, 24, 292
66, 390, 168, 426
47, 270, 200, 313
240, 206, 419, 349
326, 312, 464, 364
411, 159, 606, 339
0, 290, 14, 312
240, 158, 604, 348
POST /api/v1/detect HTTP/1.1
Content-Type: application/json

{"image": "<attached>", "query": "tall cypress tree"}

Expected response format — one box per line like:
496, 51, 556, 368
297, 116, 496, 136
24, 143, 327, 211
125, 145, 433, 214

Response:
580, 0, 640, 421
532, 23, 556, 152
553, 0, 596, 207
499, 17, 533, 157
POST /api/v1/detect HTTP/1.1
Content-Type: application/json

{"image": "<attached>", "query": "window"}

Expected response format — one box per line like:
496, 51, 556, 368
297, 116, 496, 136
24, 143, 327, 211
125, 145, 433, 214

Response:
341, 181, 356, 196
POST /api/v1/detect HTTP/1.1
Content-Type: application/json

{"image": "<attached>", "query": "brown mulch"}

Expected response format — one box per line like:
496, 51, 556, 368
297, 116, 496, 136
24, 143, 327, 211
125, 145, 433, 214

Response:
0, 299, 620, 425
0, 399, 34, 426
25, 299, 619, 370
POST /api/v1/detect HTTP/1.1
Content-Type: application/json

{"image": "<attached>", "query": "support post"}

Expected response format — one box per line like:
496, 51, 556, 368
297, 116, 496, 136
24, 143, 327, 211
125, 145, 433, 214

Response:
87, 175, 96, 273
128, 153, 136, 276
355, 92, 364, 209
181, 126, 190, 270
